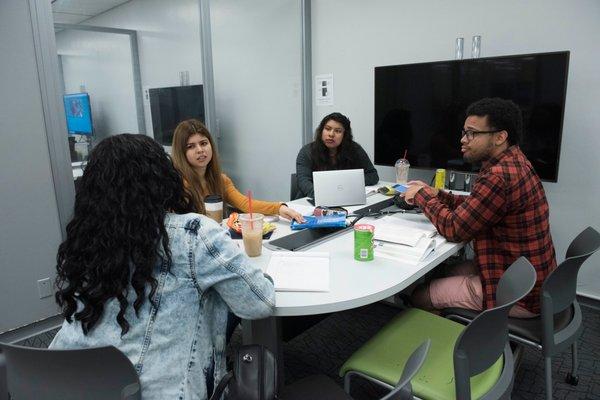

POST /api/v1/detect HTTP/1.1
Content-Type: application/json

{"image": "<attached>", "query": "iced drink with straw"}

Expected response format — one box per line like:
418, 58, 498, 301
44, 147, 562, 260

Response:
239, 191, 264, 257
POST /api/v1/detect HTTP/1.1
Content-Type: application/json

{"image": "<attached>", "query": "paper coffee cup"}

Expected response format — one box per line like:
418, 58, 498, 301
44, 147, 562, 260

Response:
205, 194, 223, 224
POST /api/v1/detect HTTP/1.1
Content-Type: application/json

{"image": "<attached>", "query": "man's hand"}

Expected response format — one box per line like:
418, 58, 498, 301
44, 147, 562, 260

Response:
403, 180, 438, 205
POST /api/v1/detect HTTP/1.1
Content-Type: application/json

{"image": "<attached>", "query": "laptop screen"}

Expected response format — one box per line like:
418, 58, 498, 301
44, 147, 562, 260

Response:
312, 169, 366, 207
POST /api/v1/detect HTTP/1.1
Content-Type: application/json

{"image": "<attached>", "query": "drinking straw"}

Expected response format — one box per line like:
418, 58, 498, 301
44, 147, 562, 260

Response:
247, 190, 254, 229
403, 149, 407, 160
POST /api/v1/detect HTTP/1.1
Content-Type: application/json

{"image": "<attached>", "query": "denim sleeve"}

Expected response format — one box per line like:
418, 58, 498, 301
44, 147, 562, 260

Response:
193, 219, 275, 320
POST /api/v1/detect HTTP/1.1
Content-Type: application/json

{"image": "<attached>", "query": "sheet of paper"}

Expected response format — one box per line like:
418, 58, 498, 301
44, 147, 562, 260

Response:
365, 185, 379, 196
266, 251, 330, 292
315, 73, 334, 106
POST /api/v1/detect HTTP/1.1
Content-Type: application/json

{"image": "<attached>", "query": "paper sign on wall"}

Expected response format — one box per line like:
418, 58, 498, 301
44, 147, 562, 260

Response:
315, 73, 333, 106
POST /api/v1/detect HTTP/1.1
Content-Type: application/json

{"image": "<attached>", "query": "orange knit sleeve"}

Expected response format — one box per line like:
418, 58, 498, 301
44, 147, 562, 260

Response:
222, 174, 282, 215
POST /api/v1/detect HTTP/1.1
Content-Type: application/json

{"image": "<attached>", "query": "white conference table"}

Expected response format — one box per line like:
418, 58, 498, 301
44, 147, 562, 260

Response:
237, 189, 464, 386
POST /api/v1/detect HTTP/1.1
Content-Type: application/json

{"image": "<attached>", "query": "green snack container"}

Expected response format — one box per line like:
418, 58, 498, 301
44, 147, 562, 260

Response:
354, 224, 375, 261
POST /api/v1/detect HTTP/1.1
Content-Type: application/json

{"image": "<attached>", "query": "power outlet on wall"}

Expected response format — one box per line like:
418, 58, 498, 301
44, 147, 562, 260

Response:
37, 277, 53, 299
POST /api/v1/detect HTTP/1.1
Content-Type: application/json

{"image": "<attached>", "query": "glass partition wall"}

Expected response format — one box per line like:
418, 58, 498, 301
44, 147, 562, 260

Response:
209, 0, 309, 201
51, 0, 205, 174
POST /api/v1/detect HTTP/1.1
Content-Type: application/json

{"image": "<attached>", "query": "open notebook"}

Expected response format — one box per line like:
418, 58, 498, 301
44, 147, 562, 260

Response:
370, 215, 438, 263
266, 252, 330, 292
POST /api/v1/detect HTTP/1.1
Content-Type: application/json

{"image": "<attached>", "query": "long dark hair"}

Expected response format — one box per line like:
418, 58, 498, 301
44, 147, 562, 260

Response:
55, 134, 192, 336
310, 112, 357, 171
171, 119, 224, 213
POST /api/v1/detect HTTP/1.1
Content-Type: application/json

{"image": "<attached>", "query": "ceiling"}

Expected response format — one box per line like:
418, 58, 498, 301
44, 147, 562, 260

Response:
51, 0, 132, 24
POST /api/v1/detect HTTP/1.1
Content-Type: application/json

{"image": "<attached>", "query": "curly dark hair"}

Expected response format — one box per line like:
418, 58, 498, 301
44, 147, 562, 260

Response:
466, 97, 523, 146
55, 134, 192, 336
310, 112, 358, 171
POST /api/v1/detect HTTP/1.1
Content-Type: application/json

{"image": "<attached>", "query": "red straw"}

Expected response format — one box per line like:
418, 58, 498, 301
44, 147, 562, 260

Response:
403, 149, 408, 160
247, 190, 254, 229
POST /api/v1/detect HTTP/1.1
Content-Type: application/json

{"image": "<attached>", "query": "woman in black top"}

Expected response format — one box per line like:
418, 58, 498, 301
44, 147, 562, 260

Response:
295, 112, 379, 198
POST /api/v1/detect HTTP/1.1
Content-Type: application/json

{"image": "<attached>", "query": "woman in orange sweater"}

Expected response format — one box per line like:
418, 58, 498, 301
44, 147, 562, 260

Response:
171, 119, 303, 222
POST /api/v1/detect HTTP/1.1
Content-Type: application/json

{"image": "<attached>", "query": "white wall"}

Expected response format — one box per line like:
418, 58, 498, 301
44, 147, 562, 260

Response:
56, 0, 204, 140
57, 29, 137, 141
311, 0, 600, 298
211, 0, 303, 201
0, 0, 64, 332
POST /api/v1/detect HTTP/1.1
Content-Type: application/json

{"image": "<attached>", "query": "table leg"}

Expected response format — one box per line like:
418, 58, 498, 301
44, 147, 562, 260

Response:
242, 317, 284, 391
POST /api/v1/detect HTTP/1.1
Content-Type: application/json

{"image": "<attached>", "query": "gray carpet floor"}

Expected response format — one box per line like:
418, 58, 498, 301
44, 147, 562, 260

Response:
20, 303, 600, 399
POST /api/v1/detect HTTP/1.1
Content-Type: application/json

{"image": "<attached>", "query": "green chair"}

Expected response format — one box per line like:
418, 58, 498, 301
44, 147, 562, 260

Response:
340, 257, 536, 400
282, 339, 430, 400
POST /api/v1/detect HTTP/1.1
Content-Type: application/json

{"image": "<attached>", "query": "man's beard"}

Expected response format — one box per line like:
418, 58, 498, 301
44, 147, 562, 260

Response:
463, 143, 494, 164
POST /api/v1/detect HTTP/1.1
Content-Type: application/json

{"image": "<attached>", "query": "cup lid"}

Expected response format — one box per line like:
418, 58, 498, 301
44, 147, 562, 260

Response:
205, 194, 222, 203
238, 213, 264, 221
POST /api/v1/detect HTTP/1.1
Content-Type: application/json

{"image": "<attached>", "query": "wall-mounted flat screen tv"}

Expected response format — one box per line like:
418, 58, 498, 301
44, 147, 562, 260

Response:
63, 92, 93, 135
149, 84, 204, 146
374, 51, 569, 182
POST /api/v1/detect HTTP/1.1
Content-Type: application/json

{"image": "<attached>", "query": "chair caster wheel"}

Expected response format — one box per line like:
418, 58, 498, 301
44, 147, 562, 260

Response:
565, 373, 579, 386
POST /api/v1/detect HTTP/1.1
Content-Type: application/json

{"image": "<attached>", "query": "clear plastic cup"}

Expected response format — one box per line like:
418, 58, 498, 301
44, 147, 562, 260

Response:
395, 158, 410, 184
238, 213, 264, 257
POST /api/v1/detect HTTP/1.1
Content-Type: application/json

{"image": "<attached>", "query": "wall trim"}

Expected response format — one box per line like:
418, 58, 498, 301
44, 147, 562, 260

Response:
0, 315, 63, 344
199, 0, 217, 136
301, 0, 313, 145
578, 294, 600, 311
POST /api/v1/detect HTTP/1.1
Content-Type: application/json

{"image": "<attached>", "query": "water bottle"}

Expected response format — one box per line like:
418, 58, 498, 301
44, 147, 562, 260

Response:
395, 158, 410, 184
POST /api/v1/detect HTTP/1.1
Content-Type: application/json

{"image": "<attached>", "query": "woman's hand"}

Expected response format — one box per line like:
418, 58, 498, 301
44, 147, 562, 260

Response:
279, 205, 305, 223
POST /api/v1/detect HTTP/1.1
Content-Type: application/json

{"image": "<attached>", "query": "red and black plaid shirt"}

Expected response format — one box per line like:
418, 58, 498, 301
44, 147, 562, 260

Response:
414, 145, 556, 313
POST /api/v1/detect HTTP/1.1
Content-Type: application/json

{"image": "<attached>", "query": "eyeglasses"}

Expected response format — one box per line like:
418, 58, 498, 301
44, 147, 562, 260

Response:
461, 129, 502, 141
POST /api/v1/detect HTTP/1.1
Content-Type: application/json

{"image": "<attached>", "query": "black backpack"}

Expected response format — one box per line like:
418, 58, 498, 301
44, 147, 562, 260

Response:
210, 345, 277, 400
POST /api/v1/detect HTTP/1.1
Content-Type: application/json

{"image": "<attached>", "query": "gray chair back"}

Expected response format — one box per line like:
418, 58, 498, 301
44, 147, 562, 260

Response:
0, 343, 141, 400
381, 339, 431, 400
290, 173, 300, 200
544, 226, 600, 315
540, 226, 600, 353
453, 257, 536, 400
0, 351, 7, 400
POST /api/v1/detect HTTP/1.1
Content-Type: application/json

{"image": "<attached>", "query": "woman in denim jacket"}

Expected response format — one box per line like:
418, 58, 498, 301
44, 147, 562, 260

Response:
50, 134, 275, 400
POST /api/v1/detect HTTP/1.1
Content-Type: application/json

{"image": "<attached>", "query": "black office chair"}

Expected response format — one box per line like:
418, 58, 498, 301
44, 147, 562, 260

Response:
341, 257, 536, 400
290, 173, 301, 201
443, 226, 600, 400
281, 339, 430, 400
0, 343, 141, 400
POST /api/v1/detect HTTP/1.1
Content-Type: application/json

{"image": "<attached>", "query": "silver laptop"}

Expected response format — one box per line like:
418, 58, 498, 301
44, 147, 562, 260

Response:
312, 169, 366, 207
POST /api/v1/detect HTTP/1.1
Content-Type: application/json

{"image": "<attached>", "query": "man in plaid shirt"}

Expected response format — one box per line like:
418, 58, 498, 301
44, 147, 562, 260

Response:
405, 98, 556, 317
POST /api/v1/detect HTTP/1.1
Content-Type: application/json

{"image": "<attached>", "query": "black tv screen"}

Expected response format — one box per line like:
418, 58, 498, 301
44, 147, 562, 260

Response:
149, 85, 205, 146
374, 51, 569, 182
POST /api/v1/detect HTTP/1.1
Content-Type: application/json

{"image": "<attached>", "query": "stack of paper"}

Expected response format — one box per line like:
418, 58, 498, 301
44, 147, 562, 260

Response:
374, 224, 429, 247
385, 214, 439, 238
374, 239, 436, 263
266, 252, 330, 292
370, 216, 438, 263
